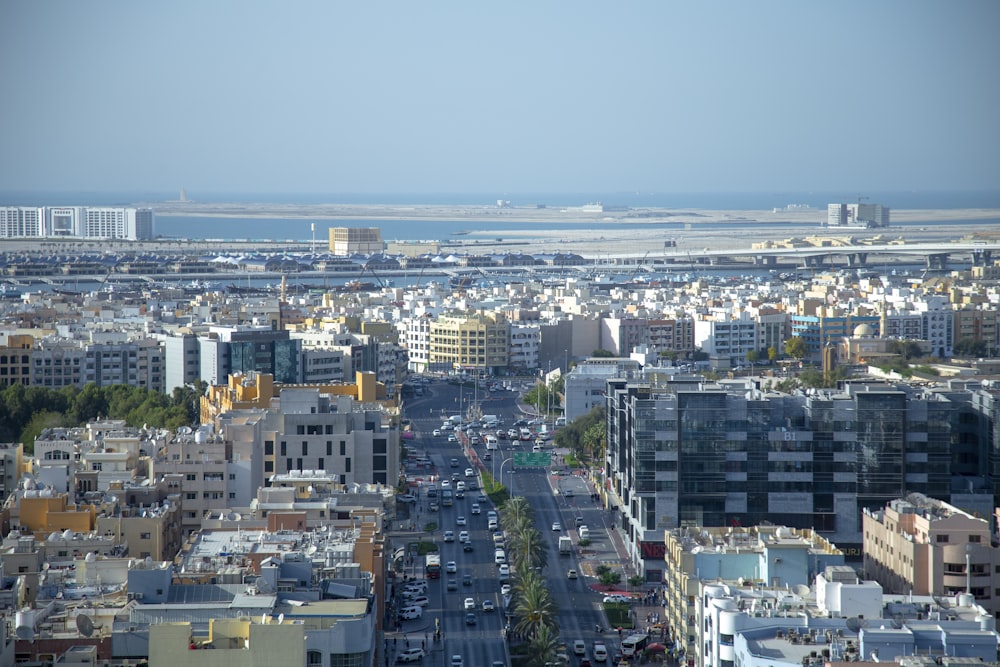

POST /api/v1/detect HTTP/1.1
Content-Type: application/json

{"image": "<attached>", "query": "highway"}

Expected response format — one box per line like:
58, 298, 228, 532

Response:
392, 377, 627, 667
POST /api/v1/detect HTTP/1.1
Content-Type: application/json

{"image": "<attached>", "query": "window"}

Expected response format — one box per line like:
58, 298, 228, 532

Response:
229, 473, 236, 480
936, 534, 950, 543
340, 440, 346, 456
264, 461, 273, 473
327, 441, 333, 455
229, 492, 236, 500
140, 532, 151, 539
186, 473, 197, 481
318, 458, 325, 470
265, 440, 274, 455
969, 535, 982, 543
302, 441, 308, 456
186, 493, 197, 500
280, 441, 287, 456
345, 457, 351, 473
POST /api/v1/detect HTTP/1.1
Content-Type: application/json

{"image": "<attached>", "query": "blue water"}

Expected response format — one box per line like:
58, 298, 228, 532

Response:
3, 190, 998, 241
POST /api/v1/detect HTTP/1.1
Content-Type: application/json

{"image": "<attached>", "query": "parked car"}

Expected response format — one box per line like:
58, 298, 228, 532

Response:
397, 494, 417, 503
397, 607, 423, 622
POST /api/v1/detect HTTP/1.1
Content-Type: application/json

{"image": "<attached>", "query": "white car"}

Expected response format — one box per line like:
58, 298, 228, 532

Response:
397, 648, 426, 663
482, 599, 495, 612
602, 594, 631, 604
463, 597, 476, 610
498, 564, 509, 580
500, 583, 511, 596
433, 429, 442, 437
458, 531, 470, 543
446, 560, 457, 573
551, 522, 562, 531
471, 503, 481, 515
465, 467, 475, 477
448, 434, 457, 442
456, 516, 467, 526
451, 656, 463, 667
443, 531, 455, 542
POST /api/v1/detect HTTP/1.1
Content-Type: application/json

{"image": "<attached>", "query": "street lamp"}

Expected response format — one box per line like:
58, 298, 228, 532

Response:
499, 456, 514, 497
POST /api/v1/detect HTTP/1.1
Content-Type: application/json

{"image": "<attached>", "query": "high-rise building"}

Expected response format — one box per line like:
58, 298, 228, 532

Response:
827, 202, 890, 228
604, 375, 978, 575
0, 206, 154, 239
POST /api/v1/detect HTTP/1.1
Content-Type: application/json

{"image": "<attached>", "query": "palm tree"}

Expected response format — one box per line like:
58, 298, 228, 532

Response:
509, 525, 548, 572
526, 623, 562, 667
501, 495, 533, 527
514, 575, 559, 640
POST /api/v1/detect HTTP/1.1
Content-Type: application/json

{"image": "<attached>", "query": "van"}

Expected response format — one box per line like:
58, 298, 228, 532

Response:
398, 606, 423, 621
578, 525, 590, 540
593, 643, 608, 662
574, 640, 587, 656
494, 549, 507, 565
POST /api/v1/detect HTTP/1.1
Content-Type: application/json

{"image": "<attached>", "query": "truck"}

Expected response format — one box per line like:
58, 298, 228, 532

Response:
481, 414, 499, 426
447, 415, 463, 425
559, 535, 573, 555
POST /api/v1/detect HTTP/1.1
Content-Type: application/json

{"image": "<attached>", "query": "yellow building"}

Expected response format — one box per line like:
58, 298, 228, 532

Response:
18, 492, 96, 537
0, 333, 32, 387
201, 371, 385, 424
149, 618, 304, 667
429, 314, 509, 372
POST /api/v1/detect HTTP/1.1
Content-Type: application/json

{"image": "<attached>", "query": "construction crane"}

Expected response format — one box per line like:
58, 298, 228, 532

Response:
629, 251, 650, 281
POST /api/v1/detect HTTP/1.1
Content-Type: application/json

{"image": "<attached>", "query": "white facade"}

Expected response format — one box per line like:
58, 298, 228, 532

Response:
509, 324, 540, 370
0, 206, 154, 239
694, 313, 759, 364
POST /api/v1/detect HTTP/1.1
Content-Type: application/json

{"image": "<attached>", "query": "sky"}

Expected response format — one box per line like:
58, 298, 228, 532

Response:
2, 2, 998, 196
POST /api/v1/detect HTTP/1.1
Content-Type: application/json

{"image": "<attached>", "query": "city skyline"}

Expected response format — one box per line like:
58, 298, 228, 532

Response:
2, 2, 998, 195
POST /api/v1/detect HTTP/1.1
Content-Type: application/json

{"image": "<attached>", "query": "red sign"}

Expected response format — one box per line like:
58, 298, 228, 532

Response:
640, 541, 666, 560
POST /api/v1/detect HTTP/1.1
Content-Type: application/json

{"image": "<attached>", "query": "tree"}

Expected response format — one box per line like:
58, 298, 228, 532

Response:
954, 337, 988, 357
746, 349, 759, 374
526, 623, 562, 667
784, 336, 808, 360
509, 526, 548, 573
598, 569, 622, 587
513, 575, 559, 640
768, 346, 778, 363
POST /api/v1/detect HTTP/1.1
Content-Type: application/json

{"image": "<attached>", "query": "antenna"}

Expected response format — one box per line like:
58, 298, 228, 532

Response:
76, 614, 95, 637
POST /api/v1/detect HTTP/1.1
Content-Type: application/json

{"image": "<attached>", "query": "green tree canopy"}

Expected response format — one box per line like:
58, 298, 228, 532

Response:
784, 336, 808, 360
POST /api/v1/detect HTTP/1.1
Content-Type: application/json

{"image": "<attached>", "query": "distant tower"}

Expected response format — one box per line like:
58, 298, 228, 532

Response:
179, 188, 188, 203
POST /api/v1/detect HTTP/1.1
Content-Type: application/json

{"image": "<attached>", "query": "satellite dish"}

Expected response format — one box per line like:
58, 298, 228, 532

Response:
76, 614, 95, 637
261, 613, 268, 624
42, 563, 50, 571
15, 625, 33, 640
305, 545, 317, 556
794, 584, 810, 596
277, 613, 284, 625
845, 617, 867, 633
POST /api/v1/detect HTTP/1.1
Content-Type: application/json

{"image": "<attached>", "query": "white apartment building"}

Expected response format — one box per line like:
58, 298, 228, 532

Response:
0, 206, 154, 239
694, 311, 759, 365
399, 316, 432, 372
509, 324, 541, 370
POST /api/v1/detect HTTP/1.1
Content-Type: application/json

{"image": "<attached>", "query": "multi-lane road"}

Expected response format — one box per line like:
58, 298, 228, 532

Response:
391, 378, 623, 667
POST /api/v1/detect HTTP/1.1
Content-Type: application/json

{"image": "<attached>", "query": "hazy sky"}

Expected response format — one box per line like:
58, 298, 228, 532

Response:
2, 2, 998, 195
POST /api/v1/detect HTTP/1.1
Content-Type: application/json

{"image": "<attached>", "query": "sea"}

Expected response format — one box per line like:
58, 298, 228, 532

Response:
1, 190, 998, 242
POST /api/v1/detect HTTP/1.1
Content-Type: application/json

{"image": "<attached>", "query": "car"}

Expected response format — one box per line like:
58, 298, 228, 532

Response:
443, 531, 455, 542
508, 429, 520, 439
447, 579, 458, 591
552, 522, 562, 531
462, 573, 473, 586
456, 516, 467, 526
482, 452, 492, 461
429, 502, 439, 512
397, 648, 426, 663
451, 472, 461, 481
567, 569, 578, 579
478, 493, 488, 502
403, 582, 428, 594
493, 532, 505, 546
455, 489, 465, 499
397, 606, 423, 621
498, 564, 509, 580
602, 594, 631, 604
500, 583, 511, 596
482, 599, 495, 612
575, 516, 585, 526
440, 480, 451, 489
450, 458, 459, 467
463, 597, 476, 610
448, 434, 457, 442
463, 542, 474, 552
465, 467, 475, 477
574, 640, 587, 655
465, 612, 477, 626
397, 493, 417, 503
580, 660, 593, 667
451, 656, 463, 667
432, 429, 442, 437
409, 595, 430, 607
492, 662, 505, 667
471, 503, 481, 515
446, 561, 457, 573
458, 530, 469, 542
456, 481, 466, 492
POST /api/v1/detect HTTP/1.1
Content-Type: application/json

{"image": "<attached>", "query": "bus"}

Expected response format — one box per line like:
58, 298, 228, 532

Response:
425, 554, 442, 579
621, 634, 649, 658
441, 488, 454, 507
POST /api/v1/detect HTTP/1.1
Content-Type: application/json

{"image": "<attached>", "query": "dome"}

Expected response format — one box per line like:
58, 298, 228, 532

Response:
853, 323, 875, 337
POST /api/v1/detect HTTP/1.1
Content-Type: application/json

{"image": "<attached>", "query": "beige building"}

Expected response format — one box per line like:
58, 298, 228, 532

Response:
863, 496, 1000, 617
0, 333, 32, 387
149, 618, 304, 667
329, 227, 383, 256
429, 313, 509, 373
